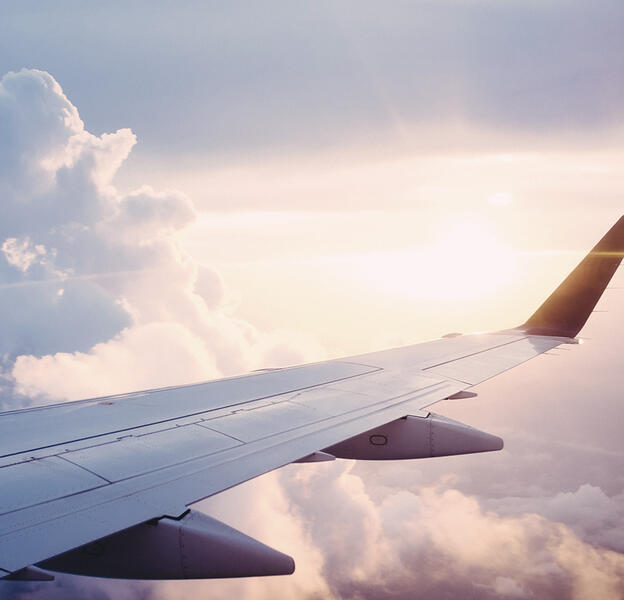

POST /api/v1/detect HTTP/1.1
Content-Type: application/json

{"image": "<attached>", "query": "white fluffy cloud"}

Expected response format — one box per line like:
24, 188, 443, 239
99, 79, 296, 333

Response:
266, 463, 624, 600
0, 68, 324, 408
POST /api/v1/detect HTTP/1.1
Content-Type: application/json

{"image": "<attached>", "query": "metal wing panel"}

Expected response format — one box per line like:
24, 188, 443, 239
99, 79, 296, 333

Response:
0, 457, 107, 514
423, 336, 563, 385
0, 390, 460, 575
63, 424, 242, 483
0, 373, 463, 573
0, 332, 565, 574
0, 361, 377, 458
348, 332, 525, 371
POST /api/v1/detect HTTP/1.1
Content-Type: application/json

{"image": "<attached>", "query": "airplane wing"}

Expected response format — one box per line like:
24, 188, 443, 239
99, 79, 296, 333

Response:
1, 216, 622, 582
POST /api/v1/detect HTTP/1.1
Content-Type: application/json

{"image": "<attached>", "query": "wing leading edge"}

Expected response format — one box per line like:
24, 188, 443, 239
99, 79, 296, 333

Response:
0, 215, 622, 581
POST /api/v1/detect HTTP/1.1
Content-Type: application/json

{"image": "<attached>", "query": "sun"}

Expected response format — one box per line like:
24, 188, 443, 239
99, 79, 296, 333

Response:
354, 221, 517, 304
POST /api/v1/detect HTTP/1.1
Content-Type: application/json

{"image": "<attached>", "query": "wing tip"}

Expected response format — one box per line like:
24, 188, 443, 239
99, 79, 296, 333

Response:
521, 215, 624, 338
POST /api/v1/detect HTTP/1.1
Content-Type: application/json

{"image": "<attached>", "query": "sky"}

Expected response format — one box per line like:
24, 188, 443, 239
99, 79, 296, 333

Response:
0, 1, 623, 599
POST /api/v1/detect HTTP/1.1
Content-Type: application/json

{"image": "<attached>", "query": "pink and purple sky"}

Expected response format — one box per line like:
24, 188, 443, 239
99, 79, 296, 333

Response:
1, 2, 623, 598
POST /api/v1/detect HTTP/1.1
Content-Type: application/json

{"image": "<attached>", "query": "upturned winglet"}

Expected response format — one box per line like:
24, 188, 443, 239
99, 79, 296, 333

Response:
521, 215, 624, 338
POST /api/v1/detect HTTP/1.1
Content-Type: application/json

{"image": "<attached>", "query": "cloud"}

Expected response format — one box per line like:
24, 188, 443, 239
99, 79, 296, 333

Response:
0, 68, 324, 409
489, 482, 624, 554
268, 463, 624, 600
488, 192, 513, 207
11, 323, 218, 400
4, 1, 624, 158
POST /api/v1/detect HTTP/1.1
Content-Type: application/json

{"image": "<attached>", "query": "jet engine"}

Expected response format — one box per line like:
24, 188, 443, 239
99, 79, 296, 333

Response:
323, 413, 503, 460
37, 510, 294, 580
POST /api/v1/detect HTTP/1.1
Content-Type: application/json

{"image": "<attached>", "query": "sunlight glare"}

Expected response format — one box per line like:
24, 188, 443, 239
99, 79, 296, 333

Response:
488, 192, 513, 206
352, 221, 517, 303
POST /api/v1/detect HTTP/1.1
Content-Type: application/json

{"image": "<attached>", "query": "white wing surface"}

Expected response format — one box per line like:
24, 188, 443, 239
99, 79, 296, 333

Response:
1, 216, 622, 581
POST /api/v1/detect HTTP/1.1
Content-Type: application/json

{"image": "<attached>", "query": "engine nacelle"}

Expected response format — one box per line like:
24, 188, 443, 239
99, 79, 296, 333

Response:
323, 413, 503, 460
37, 510, 294, 580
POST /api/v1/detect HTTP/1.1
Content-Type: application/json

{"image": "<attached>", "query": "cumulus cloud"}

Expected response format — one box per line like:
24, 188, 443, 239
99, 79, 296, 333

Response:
0, 68, 324, 409
11, 323, 218, 400
273, 463, 624, 600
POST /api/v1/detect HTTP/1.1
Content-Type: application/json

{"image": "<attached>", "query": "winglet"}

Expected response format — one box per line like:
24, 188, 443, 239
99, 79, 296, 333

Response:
521, 215, 624, 338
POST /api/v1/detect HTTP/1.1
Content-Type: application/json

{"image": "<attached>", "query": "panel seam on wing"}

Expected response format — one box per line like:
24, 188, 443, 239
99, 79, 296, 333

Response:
423, 336, 528, 371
